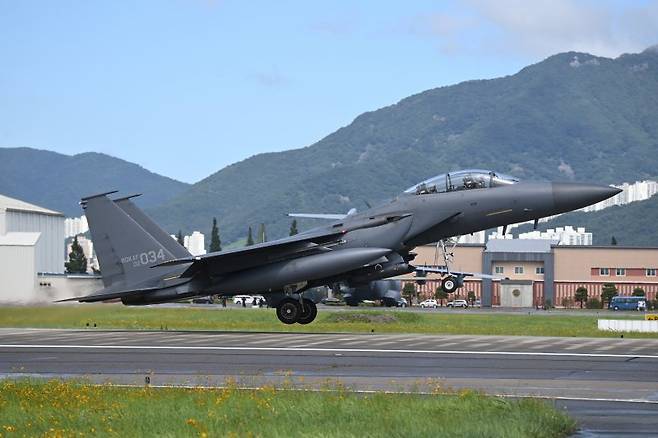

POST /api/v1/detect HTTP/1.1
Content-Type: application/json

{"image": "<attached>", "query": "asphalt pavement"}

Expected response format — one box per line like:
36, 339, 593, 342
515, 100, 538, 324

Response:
1, 328, 656, 436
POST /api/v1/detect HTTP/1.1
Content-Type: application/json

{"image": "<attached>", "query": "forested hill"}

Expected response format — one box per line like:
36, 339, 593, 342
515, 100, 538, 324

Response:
148, 46, 658, 244
0, 147, 189, 217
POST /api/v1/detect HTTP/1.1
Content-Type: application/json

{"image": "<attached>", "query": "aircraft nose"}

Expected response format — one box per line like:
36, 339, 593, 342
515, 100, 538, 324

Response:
552, 182, 622, 213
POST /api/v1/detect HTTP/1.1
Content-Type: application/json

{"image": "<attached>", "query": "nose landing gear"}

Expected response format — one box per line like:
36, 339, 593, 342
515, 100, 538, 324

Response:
441, 276, 458, 293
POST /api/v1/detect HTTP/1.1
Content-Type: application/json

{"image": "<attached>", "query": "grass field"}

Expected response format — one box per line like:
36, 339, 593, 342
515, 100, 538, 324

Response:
0, 305, 655, 337
0, 379, 576, 437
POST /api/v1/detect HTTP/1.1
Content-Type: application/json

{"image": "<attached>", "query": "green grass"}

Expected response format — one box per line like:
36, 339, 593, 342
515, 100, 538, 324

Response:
0, 379, 576, 437
0, 305, 655, 338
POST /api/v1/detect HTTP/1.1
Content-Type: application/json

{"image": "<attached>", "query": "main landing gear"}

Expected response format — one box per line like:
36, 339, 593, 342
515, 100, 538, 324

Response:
275, 297, 317, 325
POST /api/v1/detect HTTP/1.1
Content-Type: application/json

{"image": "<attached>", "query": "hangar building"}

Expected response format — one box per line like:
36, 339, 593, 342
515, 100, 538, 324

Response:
0, 194, 65, 302
403, 240, 658, 307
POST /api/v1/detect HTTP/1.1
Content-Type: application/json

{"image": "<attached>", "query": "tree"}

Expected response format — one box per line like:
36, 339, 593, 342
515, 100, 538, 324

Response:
65, 236, 87, 274
402, 283, 416, 304
600, 283, 618, 308
209, 217, 221, 252
258, 223, 267, 243
176, 230, 184, 246
467, 291, 476, 305
246, 226, 254, 246
574, 286, 588, 309
435, 287, 449, 306
611, 236, 618, 245
289, 219, 298, 236
632, 287, 645, 297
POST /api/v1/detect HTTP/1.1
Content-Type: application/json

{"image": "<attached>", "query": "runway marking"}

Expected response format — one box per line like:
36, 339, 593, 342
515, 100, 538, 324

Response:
2, 344, 658, 359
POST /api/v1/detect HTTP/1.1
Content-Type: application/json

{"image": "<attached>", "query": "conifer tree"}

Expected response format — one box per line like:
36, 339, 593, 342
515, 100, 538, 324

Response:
209, 217, 222, 252
259, 223, 267, 243
574, 286, 588, 308
289, 219, 298, 236
65, 236, 88, 274
246, 226, 254, 246
176, 230, 184, 246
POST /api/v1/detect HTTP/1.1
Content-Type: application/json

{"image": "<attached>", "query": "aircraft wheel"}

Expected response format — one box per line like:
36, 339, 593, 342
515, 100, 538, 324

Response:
276, 298, 300, 324
441, 276, 458, 293
297, 299, 317, 325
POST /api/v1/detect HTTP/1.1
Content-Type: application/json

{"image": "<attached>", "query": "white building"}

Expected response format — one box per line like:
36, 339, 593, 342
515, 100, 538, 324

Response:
171, 231, 207, 256
65, 215, 88, 238
0, 193, 65, 274
458, 231, 486, 244
517, 226, 592, 245
184, 231, 206, 256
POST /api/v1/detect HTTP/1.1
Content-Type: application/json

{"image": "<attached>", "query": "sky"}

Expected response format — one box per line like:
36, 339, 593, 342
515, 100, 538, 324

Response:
1, 1, 657, 183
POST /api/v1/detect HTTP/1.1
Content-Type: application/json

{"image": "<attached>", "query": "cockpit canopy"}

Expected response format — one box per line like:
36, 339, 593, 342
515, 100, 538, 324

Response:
404, 169, 519, 195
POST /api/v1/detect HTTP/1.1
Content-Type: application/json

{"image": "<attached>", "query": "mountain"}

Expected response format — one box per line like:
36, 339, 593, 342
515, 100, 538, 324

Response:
514, 195, 658, 247
149, 46, 658, 244
0, 148, 189, 217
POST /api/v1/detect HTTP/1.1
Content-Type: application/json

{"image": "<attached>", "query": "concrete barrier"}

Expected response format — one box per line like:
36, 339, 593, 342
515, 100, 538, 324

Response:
598, 319, 658, 333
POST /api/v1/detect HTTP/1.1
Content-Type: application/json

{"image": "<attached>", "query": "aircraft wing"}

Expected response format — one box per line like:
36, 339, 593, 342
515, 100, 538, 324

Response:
288, 208, 357, 220
155, 228, 347, 278
288, 213, 347, 220
414, 265, 508, 280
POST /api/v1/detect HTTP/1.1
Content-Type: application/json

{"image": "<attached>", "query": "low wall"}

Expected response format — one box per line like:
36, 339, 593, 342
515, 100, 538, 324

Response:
598, 319, 658, 333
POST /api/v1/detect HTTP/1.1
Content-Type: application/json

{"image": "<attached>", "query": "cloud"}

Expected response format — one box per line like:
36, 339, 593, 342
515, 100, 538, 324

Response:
401, 12, 478, 54
253, 70, 291, 88
310, 18, 356, 36
406, 0, 658, 58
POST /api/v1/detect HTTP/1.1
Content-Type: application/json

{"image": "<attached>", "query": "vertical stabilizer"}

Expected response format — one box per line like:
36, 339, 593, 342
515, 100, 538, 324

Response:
82, 193, 175, 288
114, 196, 190, 259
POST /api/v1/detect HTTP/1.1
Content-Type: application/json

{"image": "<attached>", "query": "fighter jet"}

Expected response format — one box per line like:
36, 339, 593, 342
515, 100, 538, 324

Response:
61, 169, 620, 325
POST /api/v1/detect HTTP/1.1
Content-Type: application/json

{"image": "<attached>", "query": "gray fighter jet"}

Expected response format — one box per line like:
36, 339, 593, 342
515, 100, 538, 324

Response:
61, 169, 620, 325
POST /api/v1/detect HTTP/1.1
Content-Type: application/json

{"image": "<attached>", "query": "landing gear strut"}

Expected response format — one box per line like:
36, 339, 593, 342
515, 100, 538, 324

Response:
275, 297, 318, 324
297, 299, 317, 325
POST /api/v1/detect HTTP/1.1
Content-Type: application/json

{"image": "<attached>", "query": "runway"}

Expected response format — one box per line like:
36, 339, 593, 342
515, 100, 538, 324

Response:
1, 328, 657, 436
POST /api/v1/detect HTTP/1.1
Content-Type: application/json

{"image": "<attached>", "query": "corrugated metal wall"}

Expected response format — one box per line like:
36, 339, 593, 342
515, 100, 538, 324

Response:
0, 245, 36, 302
5, 211, 65, 274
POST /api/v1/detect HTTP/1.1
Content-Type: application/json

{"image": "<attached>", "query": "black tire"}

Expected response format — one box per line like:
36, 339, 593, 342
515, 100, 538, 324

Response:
276, 298, 300, 324
297, 299, 318, 325
613, 306, 619, 311
441, 276, 458, 293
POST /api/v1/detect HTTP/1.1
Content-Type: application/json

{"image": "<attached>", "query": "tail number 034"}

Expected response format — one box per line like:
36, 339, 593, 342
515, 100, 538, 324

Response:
121, 249, 167, 267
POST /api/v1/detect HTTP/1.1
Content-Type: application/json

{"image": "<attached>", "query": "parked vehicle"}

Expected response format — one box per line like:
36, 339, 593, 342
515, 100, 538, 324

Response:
233, 295, 254, 305
447, 299, 469, 308
395, 297, 408, 307
192, 296, 213, 304
419, 299, 438, 308
321, 297, 343, 306
609, 296, 647, 311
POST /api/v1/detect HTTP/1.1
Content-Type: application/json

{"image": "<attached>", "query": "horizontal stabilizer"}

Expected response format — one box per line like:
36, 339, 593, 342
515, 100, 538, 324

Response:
56, 285, 161, 303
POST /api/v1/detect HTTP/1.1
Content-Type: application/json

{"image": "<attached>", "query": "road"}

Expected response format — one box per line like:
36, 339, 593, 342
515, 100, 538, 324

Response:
1, 328, 657, 436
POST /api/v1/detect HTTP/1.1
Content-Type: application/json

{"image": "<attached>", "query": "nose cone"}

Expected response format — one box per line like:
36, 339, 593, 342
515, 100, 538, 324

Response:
552, 182, 622, 213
